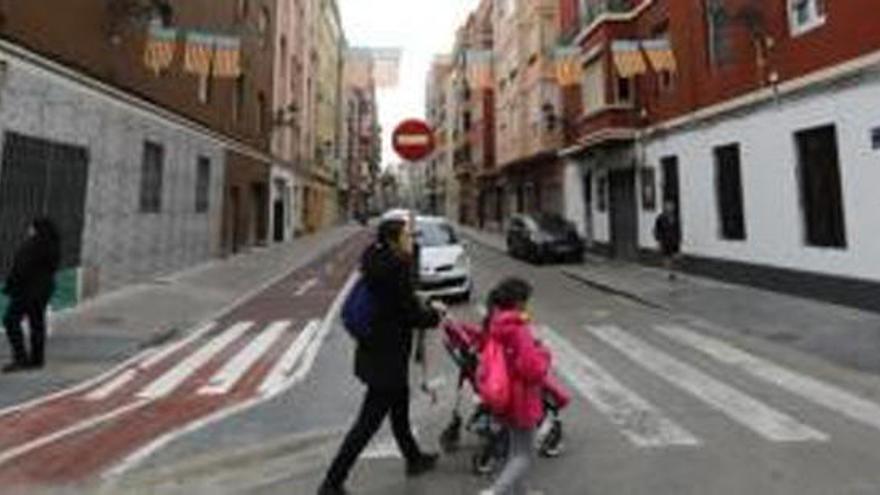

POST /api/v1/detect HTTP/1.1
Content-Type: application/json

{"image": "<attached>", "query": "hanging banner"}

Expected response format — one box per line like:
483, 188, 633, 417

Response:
143, 21, 177, 74
554, 45, 582, 86
212, 35, 242, 78
371, 47, 401, 88
184, 32, 216, 76
465, 50, 494, 90
345, 47, 374, 88
611, 40, 647, 78
641, 38, 677, 73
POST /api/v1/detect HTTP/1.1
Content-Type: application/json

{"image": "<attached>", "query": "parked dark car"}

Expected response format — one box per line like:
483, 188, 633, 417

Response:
506, 213, 584, 264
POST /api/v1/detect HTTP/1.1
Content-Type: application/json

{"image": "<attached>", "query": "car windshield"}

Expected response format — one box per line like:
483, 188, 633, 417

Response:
417, 222, 458, 247
534, 214, 571, 233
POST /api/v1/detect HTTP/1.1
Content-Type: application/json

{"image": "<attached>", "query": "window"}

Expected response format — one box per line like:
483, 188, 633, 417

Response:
140, 142, 164, 213
597, 176, 609, 212
658, 70, 675, 94
714, 144, 747, 240
789, 0, 826, 35
616, 76, 633, 104
195, 156, 211, 213
705, 0, 732, 67
582, 59, 605, 113
233, 75, 245, 123
795, 125, 847, 248
280, 37, 288, 82
238, 0, 249, 19
257, 91, 268, 134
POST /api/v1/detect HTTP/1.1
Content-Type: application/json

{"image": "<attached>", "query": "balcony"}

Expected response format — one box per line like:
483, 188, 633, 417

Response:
571, 104, 641, 147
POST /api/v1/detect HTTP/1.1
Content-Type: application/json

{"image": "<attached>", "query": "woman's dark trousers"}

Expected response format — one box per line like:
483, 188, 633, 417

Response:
3, 297, 48, 366
322, 386, 421, 487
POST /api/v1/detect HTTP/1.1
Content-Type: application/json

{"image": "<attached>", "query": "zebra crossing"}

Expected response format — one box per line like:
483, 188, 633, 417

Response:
538, 322, 880, 449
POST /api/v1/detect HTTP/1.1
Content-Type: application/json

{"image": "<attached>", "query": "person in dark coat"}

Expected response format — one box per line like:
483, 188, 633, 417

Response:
653, 201, 682, 281
319, 218, 444, 495
2, 218, 61, 373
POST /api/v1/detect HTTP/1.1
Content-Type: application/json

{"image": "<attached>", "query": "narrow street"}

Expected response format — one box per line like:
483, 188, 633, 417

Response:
71, 237, 880, 495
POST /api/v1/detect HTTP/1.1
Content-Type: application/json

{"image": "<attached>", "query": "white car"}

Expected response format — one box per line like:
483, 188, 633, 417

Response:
414, 217, 472, 302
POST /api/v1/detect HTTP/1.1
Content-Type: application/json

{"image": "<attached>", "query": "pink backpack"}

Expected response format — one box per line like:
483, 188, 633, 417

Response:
477, 336, 511, 414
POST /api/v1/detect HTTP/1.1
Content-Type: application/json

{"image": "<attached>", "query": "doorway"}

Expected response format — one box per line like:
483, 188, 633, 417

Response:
609, 168, 638, 259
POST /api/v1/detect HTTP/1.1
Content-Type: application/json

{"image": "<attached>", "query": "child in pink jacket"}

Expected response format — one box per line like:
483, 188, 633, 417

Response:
481, 277, 551, 495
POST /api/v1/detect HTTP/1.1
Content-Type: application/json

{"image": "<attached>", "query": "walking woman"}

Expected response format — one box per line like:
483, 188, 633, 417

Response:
318, 218, 444, 495
2, 218, 61, 373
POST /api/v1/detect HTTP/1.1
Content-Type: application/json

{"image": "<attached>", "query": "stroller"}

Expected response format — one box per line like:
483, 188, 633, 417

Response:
438, 319, 571, 475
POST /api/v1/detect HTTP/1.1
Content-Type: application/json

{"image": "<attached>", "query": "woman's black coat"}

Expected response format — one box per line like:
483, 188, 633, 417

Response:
354, 243, 439, 390
2, 235, 61, 304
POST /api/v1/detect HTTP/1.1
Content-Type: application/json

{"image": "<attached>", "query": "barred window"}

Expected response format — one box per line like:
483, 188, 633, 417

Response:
140, 141, 164, 213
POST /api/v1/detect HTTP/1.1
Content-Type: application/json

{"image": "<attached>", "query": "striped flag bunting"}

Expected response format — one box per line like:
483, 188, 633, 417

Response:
641, 38, 677, 73
184, 32, 216, 76
611, 40, 648, 78
212, 35, 242, 78
143, 21, 177, 74
554, 45, 582, 86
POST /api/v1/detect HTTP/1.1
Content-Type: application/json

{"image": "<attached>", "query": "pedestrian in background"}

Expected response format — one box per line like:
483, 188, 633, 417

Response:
481, 277, 551, 495
318, 218, 444, 495
653, 200, 682, 281
2, 218, 61, 373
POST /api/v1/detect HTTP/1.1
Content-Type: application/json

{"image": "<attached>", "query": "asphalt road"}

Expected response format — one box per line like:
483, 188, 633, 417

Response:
11, 238, 880, 494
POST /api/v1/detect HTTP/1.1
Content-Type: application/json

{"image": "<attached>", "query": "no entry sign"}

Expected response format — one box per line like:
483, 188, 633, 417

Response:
392, 119, 435, 162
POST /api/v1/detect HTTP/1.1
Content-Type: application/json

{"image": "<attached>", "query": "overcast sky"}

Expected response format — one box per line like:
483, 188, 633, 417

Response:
338, 0, 479, 169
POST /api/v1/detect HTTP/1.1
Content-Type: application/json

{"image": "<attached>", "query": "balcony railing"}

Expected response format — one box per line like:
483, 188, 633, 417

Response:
580, 0, 635, 28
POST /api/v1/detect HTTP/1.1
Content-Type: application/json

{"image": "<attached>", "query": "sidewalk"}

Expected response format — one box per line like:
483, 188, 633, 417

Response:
0, 224, 364, 409
457, 224, 880, 375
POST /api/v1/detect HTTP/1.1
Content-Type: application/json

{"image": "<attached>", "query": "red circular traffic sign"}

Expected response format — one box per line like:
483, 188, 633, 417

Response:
392, 119, 435, 162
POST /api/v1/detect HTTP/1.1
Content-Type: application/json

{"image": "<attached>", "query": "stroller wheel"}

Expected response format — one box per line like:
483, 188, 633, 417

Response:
440, 415, 462, 453
538, 420, 564, 458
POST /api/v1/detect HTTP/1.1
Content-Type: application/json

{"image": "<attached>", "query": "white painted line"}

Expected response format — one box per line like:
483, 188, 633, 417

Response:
363, 428, 420, 459
0, 399, 151, 468
84, 369, 137, 402
104, 272, 360, 481
198, 321, 291, 396
294, 278, 319, 297
138, 321, 217, 370
257, 320, 321, 397
655, 324, 880, 434
586, 325, 828, 442
0, 349, 155, 419
539, 327, 699, 448
136, 322, 254, 400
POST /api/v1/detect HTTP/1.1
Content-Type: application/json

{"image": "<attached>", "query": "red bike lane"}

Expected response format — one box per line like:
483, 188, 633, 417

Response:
0, 232, 370, 488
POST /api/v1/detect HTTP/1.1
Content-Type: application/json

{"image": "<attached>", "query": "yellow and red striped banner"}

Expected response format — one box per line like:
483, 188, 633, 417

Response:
144, 22, 177, 74
184, 32, 216, 76
213, 36, 241, 78
554, 45, 582, 86
611, 40, 647, 78
641, 38, 677, 73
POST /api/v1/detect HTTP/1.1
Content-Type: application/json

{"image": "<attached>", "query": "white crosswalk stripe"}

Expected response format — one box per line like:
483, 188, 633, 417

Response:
84, 369, 137, 402
585, 325, 828, 442
258, 320, 322, 397
138, 321, 217, 370
198, 321, 291, 396
654, 324, 880, 434
539, 326, 700, 448
137, 322, 254, 400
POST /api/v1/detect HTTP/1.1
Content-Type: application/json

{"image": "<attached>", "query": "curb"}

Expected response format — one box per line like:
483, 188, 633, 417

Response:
561, 268, 668, 310
459, 227, 669, 311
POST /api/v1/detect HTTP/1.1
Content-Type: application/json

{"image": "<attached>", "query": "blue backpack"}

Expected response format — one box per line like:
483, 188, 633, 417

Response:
341, 277, 374, 340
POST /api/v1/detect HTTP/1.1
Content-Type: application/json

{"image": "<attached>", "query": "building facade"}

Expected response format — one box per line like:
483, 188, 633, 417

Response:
560, 0, 880, 305
0, 0, 278, 302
